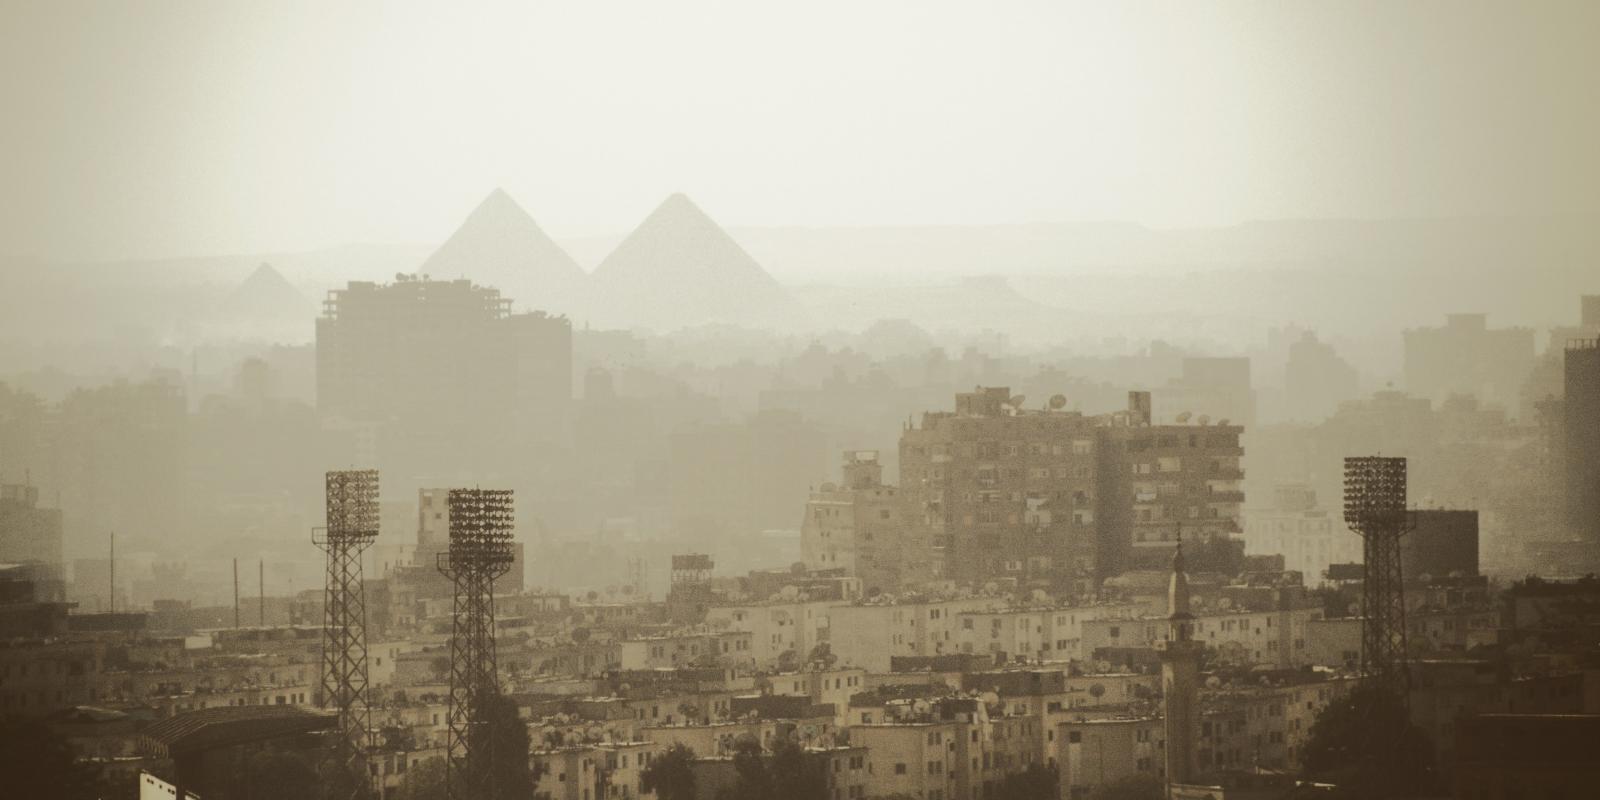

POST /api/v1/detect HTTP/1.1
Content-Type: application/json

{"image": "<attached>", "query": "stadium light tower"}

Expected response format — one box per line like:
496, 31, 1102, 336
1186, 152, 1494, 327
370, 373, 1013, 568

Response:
438, 488, 516, 800
317, 469, 380, 799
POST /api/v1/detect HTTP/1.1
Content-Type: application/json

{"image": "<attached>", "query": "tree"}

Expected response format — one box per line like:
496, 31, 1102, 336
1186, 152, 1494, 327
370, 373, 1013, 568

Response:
0, 716, 104, 800
641, 743, 697, 800
1301, 685, 1440, 799
1088, 773, 1162, 800
392, 756, 447, 800
472, 693, 540, 799
997, 763, 1059, 800
767, 739, 827, 800
240, 743, 321, 800
730, 735, 772, 799
721, 737, 826, 800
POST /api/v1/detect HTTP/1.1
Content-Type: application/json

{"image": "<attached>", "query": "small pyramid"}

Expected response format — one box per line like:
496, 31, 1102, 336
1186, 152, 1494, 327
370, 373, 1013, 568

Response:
591, 193, 801, 330
221, 262, 313, 321
421, 189, 588, 315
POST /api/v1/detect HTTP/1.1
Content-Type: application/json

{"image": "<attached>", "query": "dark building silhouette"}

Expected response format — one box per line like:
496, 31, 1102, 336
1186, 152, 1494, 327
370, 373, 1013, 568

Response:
0, 483, 63, 568
1565, 338, 1600, 543
1159, 357, 1256, 427
1401, 509, 1479, 580
1284, 331, 1359, 422
1404, 313, 1534, 417
1453, 714, 1600, 800
315, 276, 571, 479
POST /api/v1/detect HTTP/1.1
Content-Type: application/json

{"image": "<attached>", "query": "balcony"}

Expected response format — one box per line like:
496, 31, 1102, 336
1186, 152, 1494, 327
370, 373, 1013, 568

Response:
1207, 491, 1245, 503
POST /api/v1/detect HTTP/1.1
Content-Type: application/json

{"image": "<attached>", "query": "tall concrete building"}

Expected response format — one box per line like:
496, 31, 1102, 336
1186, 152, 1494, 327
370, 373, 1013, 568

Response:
1565, 338, 1600, 544
0, 484, 65, 602
316, 276, 572, 477
1097, 392, 1246, 575
1404, 313, 1535, 416
900, 387, 1103, 593
0, 483, 62, 566
899, 388, 1245, 590
799, 451, 924, 595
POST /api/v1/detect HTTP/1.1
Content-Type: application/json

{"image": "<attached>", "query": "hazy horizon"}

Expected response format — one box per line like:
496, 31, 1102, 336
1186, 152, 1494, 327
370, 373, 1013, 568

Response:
5, 1, 1599, 264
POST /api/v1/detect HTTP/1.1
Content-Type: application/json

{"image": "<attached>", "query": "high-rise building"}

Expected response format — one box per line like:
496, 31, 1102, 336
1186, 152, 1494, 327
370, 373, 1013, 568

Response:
1097, 395, 1246, 575
1404, 313, 1535, 416
900, 387, 1103, 593
316, 276, 572, 477
0, 483, 62, 567
898, 388, 1246, 590
1564, 338, 1600, 544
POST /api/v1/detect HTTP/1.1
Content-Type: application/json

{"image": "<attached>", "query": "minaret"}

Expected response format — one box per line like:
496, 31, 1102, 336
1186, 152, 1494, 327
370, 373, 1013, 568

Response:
1159, 543, 1202, 789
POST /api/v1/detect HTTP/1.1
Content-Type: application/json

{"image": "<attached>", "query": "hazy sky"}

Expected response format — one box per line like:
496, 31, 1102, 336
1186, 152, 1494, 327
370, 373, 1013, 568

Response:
2, 0, 1597, 262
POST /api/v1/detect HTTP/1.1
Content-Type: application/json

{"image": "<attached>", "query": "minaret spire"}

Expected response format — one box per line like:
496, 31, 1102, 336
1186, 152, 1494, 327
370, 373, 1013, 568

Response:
1161, 542, 1202, 789
1169, 543, 1193, 627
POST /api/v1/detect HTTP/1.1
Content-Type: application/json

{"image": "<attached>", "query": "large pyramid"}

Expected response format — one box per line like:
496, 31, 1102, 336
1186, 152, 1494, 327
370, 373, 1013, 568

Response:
420, 188, 588, 316
590, 194, 803, 331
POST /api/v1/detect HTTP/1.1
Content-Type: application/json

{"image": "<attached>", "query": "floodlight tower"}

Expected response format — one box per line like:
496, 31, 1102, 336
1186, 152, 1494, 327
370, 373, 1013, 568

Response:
438, 488, 515, 800
317, 469, 380, 799
1343, 456, 1414, 696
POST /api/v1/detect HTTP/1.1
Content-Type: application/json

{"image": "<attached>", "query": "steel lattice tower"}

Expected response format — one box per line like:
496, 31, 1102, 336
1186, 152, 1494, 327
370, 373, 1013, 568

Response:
1343, 456, 1413, 696
317, 469, 380, 799
438, 488, 515, 800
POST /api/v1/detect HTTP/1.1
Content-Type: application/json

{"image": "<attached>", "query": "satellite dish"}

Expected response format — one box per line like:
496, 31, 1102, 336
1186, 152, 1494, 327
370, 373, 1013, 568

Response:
1176, 411, 1193, 423
1010, 395, 1026, 407
1217, 418, 1230, 427
1049, 394, 1068, 410
1198, 415, 1210, 426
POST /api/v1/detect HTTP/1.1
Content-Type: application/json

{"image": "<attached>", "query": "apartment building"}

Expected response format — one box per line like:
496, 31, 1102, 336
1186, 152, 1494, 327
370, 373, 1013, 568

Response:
899, 388, 1245, 590
800, 450, 925, 595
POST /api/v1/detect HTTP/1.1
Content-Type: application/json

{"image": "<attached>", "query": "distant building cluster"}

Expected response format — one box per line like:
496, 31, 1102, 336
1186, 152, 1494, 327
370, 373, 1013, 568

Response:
4, 190, 1600, 800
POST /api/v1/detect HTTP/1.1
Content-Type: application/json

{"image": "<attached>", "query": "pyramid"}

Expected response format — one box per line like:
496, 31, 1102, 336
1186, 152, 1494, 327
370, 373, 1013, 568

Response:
420, 188, 588, 315
220, 262, 314, 322
590, 193, 802, 331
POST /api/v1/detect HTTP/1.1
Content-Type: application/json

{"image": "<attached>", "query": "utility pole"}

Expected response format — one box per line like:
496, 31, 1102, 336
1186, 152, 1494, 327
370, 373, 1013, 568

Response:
108, 531, 115, 614
233, 558, 240, 629
259, 560, 265, 627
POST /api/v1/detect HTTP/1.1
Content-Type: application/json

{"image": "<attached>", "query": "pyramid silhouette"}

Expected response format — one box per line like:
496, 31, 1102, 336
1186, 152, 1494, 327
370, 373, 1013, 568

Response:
421, 188, 588, 315
591, 193, 801, 330
221, 262, 313, 322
